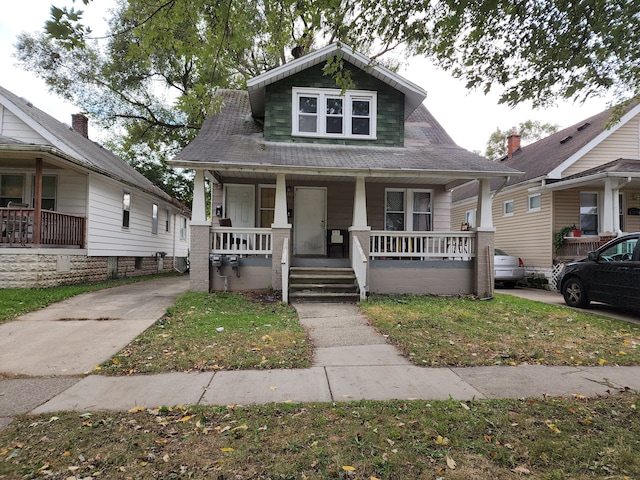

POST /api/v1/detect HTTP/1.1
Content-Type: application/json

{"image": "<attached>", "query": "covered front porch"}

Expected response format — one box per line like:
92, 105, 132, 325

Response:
189, 169, 500, 302
1, 206, 85, 247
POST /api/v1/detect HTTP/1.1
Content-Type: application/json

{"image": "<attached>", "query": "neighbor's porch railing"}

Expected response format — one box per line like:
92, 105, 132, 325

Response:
210, 226, 273, 255
1, 208, 85, 247
556, 235, 616, 261
370, 231, 476, 260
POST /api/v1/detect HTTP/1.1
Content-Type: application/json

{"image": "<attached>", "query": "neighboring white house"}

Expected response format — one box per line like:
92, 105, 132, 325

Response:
0, 84, 190, 288
451, 103, 640, 285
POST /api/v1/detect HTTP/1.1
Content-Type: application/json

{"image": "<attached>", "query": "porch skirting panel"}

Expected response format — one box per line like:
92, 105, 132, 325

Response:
368, 260, 474, 295
209, 257, 272, 293
0, 250, 180, 289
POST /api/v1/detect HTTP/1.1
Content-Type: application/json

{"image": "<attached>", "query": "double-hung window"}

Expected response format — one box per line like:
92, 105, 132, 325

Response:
292, 87, 376, 139
385, 189, 432, 231
0, 174, 25, 206
580, 192, 599, 235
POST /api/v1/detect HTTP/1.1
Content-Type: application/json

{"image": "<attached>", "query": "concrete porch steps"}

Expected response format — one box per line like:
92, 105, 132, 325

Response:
289, 266, 359, 302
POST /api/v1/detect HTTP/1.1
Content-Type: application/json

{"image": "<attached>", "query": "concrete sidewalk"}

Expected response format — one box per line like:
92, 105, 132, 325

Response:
27, 303, 640, 415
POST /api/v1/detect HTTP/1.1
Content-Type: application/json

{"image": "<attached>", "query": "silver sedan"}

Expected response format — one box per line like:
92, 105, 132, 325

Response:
494, 248, 525, 288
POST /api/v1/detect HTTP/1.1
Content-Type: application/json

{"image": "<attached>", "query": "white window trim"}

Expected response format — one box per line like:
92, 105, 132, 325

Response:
292, 87, 377, 140
528, 193, 541, 212
503, 199, 515, 217
384, 188, 433, 231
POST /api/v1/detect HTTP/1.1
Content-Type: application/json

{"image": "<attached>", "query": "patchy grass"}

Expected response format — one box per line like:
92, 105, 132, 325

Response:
1, 393, 638, 479
97, 291, 312, 374
0, 273, 184, 324
360, 293, 640, 367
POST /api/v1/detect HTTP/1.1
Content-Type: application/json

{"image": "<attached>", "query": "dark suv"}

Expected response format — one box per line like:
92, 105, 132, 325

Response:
557, 232, 640, 309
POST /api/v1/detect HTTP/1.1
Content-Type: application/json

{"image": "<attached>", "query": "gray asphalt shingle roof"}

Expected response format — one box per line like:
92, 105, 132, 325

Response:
172, 90, 519, 178
0, 85, 181, 206
452, 102, 640, 202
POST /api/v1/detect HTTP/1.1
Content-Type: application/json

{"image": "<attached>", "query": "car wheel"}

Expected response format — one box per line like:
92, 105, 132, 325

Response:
562, 277, 590, 308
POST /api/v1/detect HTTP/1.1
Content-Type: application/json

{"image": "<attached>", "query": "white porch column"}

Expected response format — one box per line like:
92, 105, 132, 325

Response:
352, 175, 368, 228
477, 178, 493, 228
192, 169, 207, 223
273, 173, 290, 227
602, 177, 614, 234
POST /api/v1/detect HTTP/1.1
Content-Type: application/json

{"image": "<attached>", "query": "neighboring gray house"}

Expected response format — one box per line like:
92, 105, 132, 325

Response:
170, 43, 520, 301
0, 85, 190, 288
452, 103, 640, 284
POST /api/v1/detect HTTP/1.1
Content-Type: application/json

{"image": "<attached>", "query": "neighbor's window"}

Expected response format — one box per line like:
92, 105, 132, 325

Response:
151, 203, 158, 234
122, 192, 131, 228
580, 192, 599, 235
0, 174, 25, 206
385, 189, 432, 231
503, 200, 515, 216
465, 209, 476, 228
31, 175, 57, 210
528, 194, 541, 212
165, 208, 170, 232
180, 216, 187, 240
292, 87, 376, 139
259, 185, 276, 227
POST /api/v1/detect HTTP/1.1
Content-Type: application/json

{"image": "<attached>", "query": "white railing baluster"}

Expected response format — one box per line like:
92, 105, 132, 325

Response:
369, 231, 476, 260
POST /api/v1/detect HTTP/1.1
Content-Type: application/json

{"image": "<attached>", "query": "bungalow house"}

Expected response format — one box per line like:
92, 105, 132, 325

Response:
451, 103, 640, 287
169, 43, 520, 301
0, 85, 190, 288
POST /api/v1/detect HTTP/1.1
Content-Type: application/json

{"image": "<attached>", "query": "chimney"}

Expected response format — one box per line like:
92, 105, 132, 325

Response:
71, 113, 89, 139
507, 127, 521, 157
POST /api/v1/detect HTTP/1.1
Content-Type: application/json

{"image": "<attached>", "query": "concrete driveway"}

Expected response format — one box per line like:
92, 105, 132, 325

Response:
0, 275, 189, 376
497, 287, 639, 324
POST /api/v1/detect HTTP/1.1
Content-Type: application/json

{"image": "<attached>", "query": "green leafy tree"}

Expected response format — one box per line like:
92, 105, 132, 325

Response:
484, 120, 559, 160
14, 0, 639, 194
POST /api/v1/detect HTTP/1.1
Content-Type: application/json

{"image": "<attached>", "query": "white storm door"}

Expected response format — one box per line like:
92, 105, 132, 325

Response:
225, 185, 255, 227
294, 187, 326, 255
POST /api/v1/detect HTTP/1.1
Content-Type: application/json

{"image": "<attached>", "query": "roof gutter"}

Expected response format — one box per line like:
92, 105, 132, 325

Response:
530, 172, 640, 192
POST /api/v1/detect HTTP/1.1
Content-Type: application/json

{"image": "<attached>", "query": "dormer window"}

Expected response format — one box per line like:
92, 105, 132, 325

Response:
292, 87, 376, 139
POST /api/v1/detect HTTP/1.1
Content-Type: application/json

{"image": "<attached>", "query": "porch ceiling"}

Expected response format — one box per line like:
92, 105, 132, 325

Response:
206, 167, 498, 190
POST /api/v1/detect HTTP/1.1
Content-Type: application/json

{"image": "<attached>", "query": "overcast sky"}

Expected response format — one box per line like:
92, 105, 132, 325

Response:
1, 0, 614, 153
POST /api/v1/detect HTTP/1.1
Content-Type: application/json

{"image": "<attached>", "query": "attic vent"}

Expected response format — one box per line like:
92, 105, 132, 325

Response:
560, 135, 573, 144
577, 122, 591, 131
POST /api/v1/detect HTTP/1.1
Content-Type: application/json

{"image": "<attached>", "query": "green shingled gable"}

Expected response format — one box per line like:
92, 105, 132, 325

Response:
264, 62, 405, 146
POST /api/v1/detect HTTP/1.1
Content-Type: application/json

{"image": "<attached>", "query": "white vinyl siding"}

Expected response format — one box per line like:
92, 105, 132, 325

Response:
0, 108, 49, 144
86, 175, 188, 257
562, 117, 640, 177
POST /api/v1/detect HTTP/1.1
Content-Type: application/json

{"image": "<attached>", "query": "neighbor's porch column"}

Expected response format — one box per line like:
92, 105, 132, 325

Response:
190, 169, 210, 292
475, 178, 495, 298
271, 173, 292, 291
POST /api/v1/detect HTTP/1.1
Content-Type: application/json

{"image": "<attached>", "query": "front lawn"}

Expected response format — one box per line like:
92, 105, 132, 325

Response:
361, 293, 640, 367
97, 291, 312, 374
1, 394, 638, 479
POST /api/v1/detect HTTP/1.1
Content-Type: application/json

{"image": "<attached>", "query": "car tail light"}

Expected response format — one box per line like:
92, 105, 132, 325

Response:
518, 258, 524, 267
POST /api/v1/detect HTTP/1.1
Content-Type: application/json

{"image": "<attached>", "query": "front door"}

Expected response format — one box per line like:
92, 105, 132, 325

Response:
225, 185, 255, 227
294, 187, 326, 255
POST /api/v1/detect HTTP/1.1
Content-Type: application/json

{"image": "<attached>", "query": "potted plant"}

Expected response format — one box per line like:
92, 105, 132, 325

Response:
571, 224, 582, 237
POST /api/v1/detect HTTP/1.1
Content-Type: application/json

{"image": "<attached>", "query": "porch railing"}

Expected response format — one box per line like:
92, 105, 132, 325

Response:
210, 227, 273, 256
352, 236, 368, 301
555, 235, 616, 260
1, 208, 85, 247
370, 231, 476, 260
